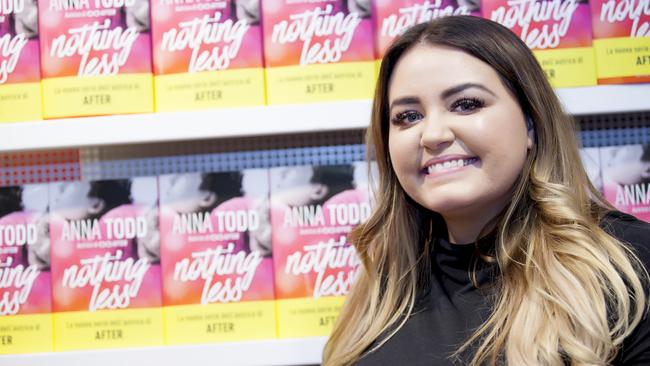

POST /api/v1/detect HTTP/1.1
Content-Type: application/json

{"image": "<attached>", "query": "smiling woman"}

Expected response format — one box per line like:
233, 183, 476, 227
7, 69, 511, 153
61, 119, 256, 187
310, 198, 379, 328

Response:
322, 16, 650, 366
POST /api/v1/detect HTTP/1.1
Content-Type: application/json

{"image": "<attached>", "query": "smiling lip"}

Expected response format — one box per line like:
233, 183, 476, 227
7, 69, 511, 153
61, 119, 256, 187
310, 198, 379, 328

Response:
421, 155, 479, 176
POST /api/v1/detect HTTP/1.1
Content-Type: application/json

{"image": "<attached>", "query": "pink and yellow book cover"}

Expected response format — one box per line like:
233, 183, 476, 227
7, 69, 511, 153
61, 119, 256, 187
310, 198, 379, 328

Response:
270, 162, 376, 338
151, 0, 265, 111
601, 144, 650, 223
261, 0, 375, 104
0, 184, 52, 354
0, 0, 42, 122
159, 170, 276, 345
38, 0, 154, 119
49, 178, 163, 351
590, 0, 650, 84
374, 0, 480, 66
483, 0, 597, 88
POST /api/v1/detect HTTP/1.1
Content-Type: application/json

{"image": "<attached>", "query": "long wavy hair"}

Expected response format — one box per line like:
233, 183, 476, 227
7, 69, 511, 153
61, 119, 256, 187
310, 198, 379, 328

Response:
323, 16, 648, 366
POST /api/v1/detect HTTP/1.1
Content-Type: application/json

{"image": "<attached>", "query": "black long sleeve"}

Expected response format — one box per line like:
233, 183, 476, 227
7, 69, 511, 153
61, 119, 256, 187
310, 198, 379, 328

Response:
356, 211, 650, 365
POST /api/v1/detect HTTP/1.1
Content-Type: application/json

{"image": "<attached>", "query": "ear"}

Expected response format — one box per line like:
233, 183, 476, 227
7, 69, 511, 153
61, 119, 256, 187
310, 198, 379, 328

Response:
310, 184, 329, 202
526, 129, 535, 149
641, 164, 650, 179
525, 116, 535, 149
199, 191, 217, 209
88, 197, 105, 216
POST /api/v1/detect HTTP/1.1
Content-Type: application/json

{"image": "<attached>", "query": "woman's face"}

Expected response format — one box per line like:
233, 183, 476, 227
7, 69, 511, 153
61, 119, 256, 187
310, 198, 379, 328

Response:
271, 166, 322, 207
50, 182, 97, 220
161, 173, 213, 213
387, 44, 532, 221
605, 145, 650, 185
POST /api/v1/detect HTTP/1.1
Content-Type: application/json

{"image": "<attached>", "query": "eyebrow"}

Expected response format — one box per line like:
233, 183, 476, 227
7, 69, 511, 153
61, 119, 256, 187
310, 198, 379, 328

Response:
389, 82, 496, 112
441, 83, 496, 99
389, 96, 420, 111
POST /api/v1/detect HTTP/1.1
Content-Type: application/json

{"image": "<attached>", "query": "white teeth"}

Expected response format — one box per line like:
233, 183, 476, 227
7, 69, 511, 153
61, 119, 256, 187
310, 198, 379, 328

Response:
426, 158, 476, 175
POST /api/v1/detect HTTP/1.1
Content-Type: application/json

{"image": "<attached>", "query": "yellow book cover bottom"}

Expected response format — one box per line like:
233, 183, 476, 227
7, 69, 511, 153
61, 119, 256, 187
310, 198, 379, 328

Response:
265, 61, 375, 105
276, 296, 345, 339
154, 68, 265, 112
374, 59, 382, 81
533, 47, 597, 88
0, 82, 42, 123
53, 307, 163, 351
594, 37, 650, 79
164, 300, 276, 345
0, 313, 53, 354
42, 73, 154, 119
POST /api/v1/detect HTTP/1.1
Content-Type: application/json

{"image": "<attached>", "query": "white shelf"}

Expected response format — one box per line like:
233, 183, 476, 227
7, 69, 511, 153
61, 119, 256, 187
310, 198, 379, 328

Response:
1, 100, 372, 153
555, 84, 650, 115
1, 84, 649, 153
0, 337, 327, 366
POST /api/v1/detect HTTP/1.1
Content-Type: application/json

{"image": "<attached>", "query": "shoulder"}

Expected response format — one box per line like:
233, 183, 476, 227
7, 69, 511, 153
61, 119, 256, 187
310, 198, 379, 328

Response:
601, 211, 650, 265
602, 212, 650, 365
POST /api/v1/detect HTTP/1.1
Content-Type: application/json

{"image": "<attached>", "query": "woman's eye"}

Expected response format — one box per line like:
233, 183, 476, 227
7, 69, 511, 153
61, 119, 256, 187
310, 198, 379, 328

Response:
391, 110, 423, 125
450, 98, 484, 113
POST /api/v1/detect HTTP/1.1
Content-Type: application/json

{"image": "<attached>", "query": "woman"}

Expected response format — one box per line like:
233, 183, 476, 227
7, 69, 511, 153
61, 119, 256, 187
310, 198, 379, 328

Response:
323, 16, 650, 365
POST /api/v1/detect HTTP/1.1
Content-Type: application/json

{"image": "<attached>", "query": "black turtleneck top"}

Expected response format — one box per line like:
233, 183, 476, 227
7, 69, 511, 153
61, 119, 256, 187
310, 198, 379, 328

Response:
355, 211, 650, 365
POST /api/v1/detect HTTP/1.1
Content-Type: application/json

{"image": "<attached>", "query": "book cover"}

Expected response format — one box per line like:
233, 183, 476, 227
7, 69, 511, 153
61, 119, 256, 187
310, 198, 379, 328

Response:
159, 170, 276, 345
483, 0, 598, 88
38, 0, 154, 118
261, 0, 376, 104
270, 162, 376, 338
150, 0, 265, 111
601, 143, 650, 223
0, 0, 42, 122
590, 0, 650, 84
0, 184, 52, 354
49, 177, 163, 351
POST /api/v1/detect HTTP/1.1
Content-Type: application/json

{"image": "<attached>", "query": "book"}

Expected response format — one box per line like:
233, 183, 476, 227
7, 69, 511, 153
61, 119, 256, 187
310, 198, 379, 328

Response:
262, 0, 376, 104
483, 0, 598, 88
270, 162, 376, 338
0, 184, 53, 354
590, 0, 650, 84
159, 169, 276, 344
0, 0, 42, 122
49, 177, 163, 351
150, 0, 265, 111
601, 143, 650, 223
38, 0, 154, 118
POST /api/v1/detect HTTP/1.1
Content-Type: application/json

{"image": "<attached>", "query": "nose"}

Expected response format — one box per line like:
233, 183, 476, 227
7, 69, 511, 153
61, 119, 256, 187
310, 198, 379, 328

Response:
419, 114, 455, 150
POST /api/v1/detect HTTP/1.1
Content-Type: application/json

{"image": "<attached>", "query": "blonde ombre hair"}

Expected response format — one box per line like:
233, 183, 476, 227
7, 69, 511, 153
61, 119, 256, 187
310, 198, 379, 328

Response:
323, 16, 648, 366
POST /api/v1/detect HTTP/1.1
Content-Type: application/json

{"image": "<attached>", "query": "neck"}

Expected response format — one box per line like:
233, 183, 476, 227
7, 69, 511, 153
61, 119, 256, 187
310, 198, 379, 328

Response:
442, 203, 507, 245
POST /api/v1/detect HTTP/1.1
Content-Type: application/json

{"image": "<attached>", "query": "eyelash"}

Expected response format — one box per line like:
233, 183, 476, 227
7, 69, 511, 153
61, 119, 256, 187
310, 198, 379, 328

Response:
450, 97, 485, 113
391, 97, 485, 125
391, 110, 423, 125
